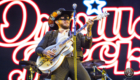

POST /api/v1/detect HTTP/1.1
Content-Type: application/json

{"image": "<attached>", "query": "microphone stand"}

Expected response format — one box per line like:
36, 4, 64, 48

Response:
29, 66, 34, 80
72, 3, 77, 80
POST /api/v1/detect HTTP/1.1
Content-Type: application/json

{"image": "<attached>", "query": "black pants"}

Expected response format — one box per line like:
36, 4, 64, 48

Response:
51, 57, 91, 80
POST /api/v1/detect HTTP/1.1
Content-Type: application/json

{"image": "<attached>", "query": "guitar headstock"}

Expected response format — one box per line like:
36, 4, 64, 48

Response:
96, 11, 110, 20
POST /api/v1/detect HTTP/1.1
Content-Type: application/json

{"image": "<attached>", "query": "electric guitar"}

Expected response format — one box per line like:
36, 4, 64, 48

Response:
36, 11, 109, 74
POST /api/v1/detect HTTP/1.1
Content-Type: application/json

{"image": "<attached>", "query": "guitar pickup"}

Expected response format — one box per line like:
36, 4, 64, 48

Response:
52, 49, 56, 53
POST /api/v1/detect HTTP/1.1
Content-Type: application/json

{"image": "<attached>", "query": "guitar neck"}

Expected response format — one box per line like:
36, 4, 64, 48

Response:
61, 11, 109, 44
76, 24, 87, 35
61, 23, 87, 44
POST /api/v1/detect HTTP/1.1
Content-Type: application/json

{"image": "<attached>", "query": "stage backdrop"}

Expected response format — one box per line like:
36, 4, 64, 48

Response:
0, 0, 140, 80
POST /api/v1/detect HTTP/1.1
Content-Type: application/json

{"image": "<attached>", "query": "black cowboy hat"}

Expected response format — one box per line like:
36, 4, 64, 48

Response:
48, 8, 73, 30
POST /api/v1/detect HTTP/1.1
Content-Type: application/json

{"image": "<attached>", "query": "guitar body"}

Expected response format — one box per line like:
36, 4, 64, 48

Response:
36, 36, 73, 73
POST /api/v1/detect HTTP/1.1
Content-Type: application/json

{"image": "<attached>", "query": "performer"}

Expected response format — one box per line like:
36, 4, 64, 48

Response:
35, 8, 94, 80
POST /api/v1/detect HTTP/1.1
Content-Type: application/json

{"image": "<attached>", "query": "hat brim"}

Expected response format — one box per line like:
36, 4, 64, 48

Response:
55, 11, 73, 20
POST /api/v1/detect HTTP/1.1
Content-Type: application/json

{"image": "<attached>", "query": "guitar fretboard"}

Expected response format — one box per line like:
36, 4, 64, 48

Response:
61, 24, 87, 45
61, 12, 109, 45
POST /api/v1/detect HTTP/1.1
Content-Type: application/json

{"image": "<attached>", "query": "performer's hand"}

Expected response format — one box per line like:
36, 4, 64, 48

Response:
42, 50, 55, 56
87, 19, 94, 27
86, 19, 94, 39
86, 19, 94, 31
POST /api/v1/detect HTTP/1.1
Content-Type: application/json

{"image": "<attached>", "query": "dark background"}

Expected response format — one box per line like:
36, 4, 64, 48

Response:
0, 0, 140, 80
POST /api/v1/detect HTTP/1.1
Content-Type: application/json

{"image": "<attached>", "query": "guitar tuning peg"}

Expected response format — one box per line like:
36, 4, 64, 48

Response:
101, 14, 105, 18
103, 11, 110, 16
104, 11, 107, 13
107, 13, 109, 15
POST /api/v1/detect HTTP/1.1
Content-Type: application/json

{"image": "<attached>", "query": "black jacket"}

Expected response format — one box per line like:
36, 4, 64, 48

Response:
35, 30, 92, 57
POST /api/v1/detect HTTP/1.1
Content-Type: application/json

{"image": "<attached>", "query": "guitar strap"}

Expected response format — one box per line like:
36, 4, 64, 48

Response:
68, 30, 72, 36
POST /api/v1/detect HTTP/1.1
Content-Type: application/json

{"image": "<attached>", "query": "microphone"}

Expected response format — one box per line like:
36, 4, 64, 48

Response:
72, 3, 77, 35
72, 3, 77, 9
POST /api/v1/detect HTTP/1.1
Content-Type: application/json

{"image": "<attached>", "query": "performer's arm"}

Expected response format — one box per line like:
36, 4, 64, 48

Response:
35, 32, 50, 56
80, 19, 94, 49
87, 25, 92, 39
35, 31, 55, 56
80, 32, 92, 49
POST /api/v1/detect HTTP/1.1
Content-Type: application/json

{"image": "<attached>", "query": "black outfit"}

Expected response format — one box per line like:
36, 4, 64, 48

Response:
35, 30, 92, 80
